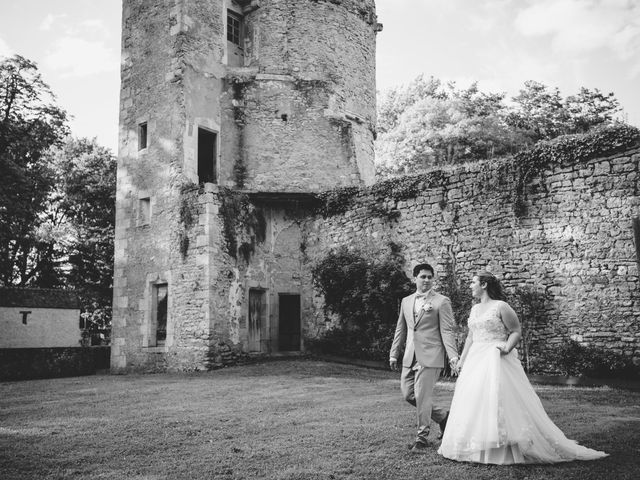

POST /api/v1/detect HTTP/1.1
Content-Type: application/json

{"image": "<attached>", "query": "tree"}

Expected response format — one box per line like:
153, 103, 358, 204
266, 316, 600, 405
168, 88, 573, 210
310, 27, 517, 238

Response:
565, 87, 620, 134
376, 76, 625, 175
376, 77, 521, 174
0, 55, 69, 286
47, 138, 116, 337
507, 81, 621, 142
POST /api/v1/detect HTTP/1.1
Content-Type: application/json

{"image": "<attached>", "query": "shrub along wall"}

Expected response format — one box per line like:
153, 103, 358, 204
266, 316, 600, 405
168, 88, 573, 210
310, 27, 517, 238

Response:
0, 347, 110, 381
303, 126, 640, 374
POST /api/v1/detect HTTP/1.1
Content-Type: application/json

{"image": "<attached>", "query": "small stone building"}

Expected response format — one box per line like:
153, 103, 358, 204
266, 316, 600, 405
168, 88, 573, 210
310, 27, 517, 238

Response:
0, 288, 81, 348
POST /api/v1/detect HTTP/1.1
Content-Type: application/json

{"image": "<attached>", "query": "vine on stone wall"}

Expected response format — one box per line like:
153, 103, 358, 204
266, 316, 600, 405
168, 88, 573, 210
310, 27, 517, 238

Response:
227, 76, 254, 188
367, 202, 400, 221
177, 182, 199, 260
370, 170, 447, 202
315, 170, 449, 218
233, 157, 248, 189
219, 188, 266, 262
510, 286, 549, 373
513, 123, 640, 216
313, 124, 639, 220
313, 186, 359, 217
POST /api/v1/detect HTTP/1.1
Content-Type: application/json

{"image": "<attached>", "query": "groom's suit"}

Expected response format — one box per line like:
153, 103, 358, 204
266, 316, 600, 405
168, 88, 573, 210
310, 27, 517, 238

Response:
390, 290, 458, 445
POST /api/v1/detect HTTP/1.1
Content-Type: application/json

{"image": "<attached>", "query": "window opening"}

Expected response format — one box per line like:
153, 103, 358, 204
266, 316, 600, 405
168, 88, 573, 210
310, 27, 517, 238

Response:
198, 128, 217, 184
139, 198, 151, 225
227, 10, 242, 46
138, 122, 148, 150
152, 283, 168, 346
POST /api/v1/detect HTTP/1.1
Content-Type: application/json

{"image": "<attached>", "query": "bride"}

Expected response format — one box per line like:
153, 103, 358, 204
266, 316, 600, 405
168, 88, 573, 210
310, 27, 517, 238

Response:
438, 271, 608, 464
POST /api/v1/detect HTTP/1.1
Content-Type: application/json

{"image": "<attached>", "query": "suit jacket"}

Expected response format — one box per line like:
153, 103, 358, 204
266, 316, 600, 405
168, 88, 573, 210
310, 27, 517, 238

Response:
389, 290, 458, 368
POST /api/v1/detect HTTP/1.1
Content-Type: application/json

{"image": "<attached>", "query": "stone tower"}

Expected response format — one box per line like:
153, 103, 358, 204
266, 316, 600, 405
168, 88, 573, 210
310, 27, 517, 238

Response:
111, 0, 380, 372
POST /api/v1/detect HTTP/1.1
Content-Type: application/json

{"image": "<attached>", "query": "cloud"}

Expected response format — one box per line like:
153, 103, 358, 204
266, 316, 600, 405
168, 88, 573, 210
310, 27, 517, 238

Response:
43, 36, 119, 77
0, 36, 13, 58
40, 14, 119, 78
514, 0, 640, 61
40, 13, 68, 31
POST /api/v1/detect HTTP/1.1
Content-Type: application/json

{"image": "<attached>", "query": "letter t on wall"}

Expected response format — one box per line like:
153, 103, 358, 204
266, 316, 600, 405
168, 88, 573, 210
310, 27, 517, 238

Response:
20, 311, 32, 325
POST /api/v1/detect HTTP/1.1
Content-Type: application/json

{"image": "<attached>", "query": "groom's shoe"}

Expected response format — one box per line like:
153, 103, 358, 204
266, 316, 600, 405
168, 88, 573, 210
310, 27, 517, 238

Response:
409, 441, 429, 453
437, 412, 449, 440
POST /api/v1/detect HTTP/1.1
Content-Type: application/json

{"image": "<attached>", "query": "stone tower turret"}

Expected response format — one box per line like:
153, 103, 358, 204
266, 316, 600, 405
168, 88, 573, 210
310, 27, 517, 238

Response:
111, 0, 380, 372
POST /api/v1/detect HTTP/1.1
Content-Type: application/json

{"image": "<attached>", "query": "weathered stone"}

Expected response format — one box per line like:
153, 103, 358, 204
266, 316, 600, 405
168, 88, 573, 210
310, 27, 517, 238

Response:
113, 0, 640, 375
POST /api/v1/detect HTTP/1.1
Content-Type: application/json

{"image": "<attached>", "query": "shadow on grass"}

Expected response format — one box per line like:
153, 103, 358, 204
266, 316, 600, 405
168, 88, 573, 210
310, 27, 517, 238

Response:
1, 359, 638, 480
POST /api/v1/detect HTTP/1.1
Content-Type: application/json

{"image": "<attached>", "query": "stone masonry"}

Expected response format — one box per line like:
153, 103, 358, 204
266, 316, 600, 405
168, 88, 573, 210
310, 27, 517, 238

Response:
113, 0, 639, 374
112, 0, 380, 372
302, 144, 640, 367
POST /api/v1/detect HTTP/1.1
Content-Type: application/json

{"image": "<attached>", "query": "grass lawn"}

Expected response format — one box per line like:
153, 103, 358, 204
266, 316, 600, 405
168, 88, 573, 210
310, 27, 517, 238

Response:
1, 359, 638, 480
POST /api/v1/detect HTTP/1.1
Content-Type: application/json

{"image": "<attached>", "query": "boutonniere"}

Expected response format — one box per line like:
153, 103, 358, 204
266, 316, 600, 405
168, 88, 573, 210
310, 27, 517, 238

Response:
421, 302, 433, 313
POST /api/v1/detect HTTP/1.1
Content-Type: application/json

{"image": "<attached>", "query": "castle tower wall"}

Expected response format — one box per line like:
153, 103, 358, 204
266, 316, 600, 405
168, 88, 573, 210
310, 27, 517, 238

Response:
112, 0, 380, 372
112, 0, 221, 372
220, 0, 379, 190
173, 0, 379, 191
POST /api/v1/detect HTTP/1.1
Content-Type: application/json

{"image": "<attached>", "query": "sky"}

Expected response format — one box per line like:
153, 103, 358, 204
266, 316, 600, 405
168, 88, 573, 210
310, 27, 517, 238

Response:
1, 0, 639, 153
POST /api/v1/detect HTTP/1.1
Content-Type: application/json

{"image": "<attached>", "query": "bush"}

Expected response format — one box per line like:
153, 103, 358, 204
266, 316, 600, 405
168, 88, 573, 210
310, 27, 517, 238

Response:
309, 245, 412, 361
552, 340, 639, 379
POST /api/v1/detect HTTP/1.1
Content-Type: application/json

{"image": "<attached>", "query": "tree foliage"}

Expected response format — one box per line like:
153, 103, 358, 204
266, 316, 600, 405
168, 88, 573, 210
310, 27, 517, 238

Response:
376, 76, 623, 176
47, 137, 116, 331
0, 55, 69, 286
0, 56, 115, 338
309, 245, 413, 360
506, 80, 621, 143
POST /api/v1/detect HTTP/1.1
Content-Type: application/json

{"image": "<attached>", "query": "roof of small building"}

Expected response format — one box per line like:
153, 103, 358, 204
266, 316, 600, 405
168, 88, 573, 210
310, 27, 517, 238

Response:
0, 288, 81, 309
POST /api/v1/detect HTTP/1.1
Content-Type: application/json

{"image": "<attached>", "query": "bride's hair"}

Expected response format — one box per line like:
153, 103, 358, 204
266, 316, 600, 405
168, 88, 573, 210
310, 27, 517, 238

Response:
477, 271, 507, 301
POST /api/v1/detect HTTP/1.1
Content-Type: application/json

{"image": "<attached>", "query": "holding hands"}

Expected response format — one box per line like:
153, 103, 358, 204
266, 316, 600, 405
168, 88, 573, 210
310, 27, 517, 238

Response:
449, 356, 460, 376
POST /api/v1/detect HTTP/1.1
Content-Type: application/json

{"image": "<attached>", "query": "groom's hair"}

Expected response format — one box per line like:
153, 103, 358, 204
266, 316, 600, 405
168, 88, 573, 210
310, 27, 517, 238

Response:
412, 263, 434, 277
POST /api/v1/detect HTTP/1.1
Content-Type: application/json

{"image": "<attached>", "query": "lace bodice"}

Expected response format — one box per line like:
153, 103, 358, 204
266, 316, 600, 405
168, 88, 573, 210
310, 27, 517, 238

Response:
468, 302, 509, 342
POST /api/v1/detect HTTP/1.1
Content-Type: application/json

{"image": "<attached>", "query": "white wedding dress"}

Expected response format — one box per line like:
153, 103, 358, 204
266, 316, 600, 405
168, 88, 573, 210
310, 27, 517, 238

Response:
438, 301, 609, 464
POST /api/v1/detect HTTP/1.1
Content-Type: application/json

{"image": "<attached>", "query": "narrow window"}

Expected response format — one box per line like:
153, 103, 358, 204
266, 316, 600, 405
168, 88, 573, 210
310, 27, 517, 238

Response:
138, 122, 148, 150
138, 198, 151, 225
227, 10, 242, 46
634, 217, 640, 263
152, 283, 168, 346
198, 128, 217, 184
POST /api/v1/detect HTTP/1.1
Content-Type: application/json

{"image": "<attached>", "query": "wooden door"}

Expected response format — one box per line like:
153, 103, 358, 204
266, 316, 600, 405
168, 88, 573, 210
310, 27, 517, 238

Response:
248, 289, 266, 352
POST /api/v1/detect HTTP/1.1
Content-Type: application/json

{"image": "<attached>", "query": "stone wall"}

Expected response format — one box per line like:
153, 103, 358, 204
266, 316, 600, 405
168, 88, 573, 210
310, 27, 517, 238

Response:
301, 142, 640, 366
220, 0, 379, 190
113, 0, 380, 372
113, 0, 213, 372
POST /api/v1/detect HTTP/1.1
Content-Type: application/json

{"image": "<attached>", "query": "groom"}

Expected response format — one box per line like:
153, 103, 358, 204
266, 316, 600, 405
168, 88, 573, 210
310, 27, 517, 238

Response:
389, 263, 459, 452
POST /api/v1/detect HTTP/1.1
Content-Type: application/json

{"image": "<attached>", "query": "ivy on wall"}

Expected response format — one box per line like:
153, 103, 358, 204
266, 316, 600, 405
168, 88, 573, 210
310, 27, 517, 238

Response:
313, 124, 639, 219
513, 123, 640, 216
177, 182, 199, 260
219, 188, 266, 262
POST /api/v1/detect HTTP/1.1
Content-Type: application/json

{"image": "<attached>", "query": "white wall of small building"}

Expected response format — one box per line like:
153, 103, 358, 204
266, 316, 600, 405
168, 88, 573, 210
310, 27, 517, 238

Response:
0, 307, 82, 348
